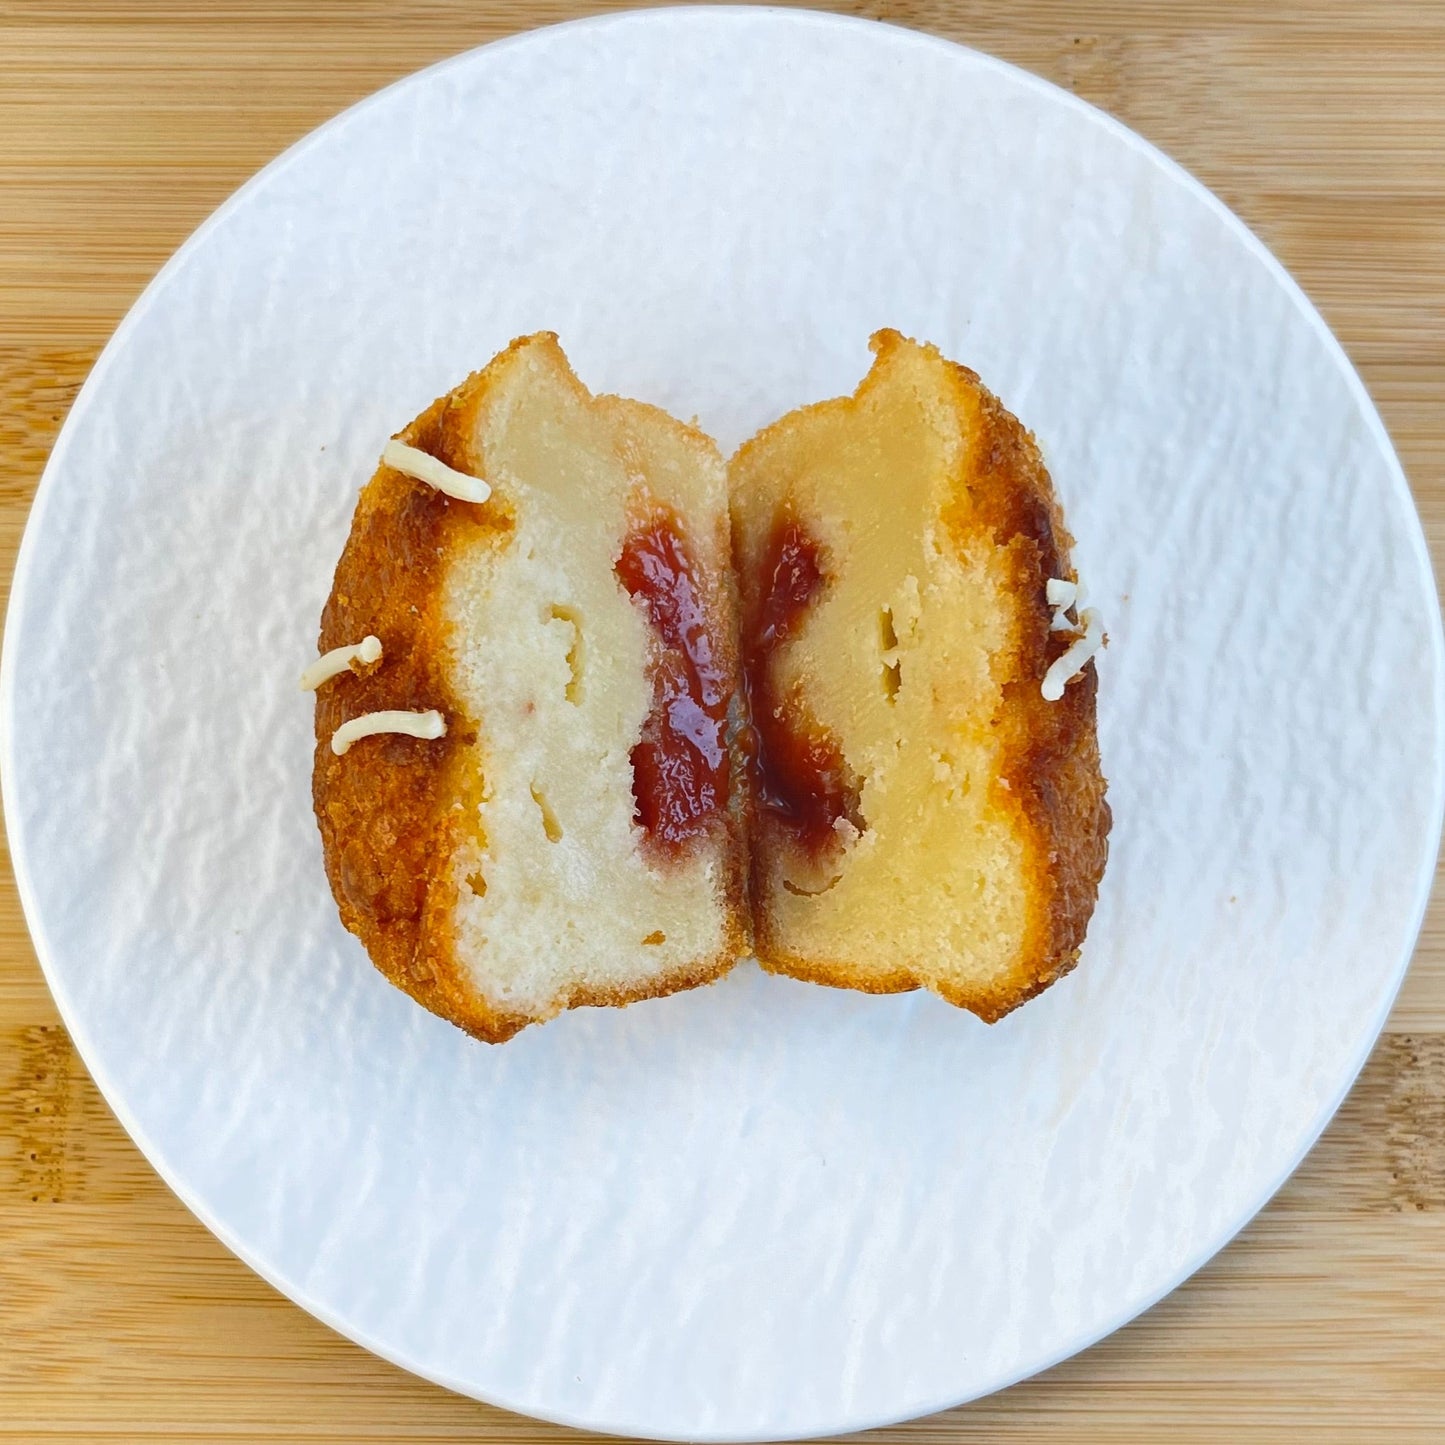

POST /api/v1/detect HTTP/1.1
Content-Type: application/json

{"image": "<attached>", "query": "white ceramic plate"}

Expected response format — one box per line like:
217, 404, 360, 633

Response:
4, 8, 1441, 1439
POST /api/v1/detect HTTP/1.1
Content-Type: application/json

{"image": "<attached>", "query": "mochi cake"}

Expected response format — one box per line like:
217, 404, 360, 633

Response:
309, 334, 747, 1042
729, 330, 1109, 1021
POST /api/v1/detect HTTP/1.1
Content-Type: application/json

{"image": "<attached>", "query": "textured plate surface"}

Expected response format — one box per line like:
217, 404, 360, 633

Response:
3, 8, 1442, 1440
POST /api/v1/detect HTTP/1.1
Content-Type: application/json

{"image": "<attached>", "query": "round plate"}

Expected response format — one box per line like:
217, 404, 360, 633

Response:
4, 8, 1441, 1440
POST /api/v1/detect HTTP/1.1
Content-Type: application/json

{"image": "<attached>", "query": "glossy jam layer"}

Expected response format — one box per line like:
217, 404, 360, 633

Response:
616, 508, 730, 852
742, 512, 861, 856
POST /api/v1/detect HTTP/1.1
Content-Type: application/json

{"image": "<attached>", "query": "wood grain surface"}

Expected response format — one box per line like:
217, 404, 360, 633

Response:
3, 2, 1444, 1440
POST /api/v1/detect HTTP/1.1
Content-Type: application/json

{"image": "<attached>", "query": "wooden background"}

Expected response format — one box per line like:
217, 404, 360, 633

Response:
3, 1, 1444, 1439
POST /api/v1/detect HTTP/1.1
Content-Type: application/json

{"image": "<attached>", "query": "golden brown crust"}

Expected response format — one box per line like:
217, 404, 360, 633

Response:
312, 380, 515, 1039
312, 335, 746, 1042
748, 330, 1110, 1021
936, 343, 1110, 1021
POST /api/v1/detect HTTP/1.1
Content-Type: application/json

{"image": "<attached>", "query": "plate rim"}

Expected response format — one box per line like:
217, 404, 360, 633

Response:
3, 7, 1442, 1438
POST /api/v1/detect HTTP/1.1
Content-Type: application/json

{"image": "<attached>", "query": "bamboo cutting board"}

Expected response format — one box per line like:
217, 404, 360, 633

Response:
3, 2, 1444, 1440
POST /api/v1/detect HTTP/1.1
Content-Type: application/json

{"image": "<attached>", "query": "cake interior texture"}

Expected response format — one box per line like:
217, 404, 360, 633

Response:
729, 330, 1109, 1020
444, 341, 748, 1020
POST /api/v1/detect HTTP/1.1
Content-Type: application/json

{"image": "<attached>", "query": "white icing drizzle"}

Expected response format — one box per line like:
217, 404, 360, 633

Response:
1041, 607, 1104, 701
299, 635, 382, 691
382, 439, 491, 503
330, 709, 446, 756
1046, 577, 1082, 632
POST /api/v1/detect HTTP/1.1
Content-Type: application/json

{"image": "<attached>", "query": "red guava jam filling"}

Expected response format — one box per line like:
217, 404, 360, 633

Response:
616, 508, 731, 852
741, 512, 861, 856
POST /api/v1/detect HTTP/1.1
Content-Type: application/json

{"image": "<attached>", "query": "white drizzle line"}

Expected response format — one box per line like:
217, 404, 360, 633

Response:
299, 635, 382, 691
382, 439, 491, 503
331, 709, 446, 756
1041, 608, 1104, 702
1046, 577, 1080, 632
